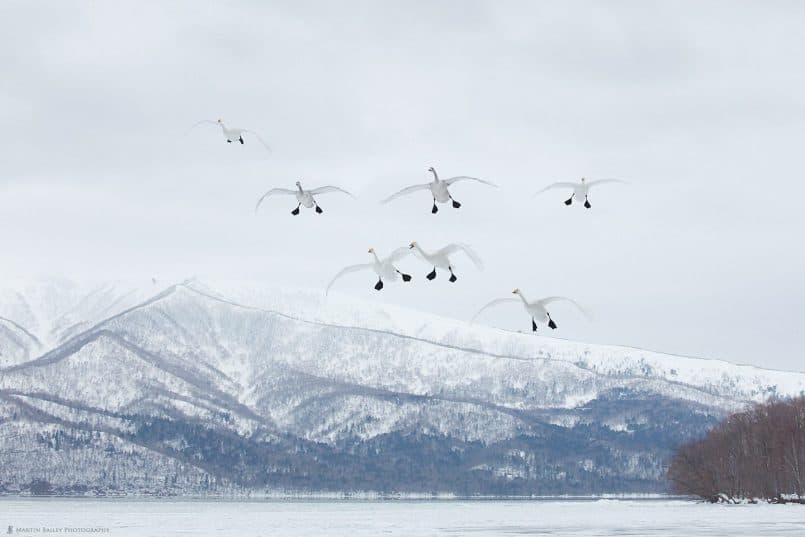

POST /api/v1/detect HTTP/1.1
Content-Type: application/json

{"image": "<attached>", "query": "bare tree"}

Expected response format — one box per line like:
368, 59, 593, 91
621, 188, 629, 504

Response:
669, 397, 805, 503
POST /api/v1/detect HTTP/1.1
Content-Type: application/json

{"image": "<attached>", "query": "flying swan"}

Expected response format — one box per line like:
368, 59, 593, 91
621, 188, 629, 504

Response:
191, 118, 271, 151
382, 167, 497, 214
326, 247, 413, 295
471, 289, 591, 332
535, 177, 628, 208
255, 181, 355, 215
408, 241, 483, 282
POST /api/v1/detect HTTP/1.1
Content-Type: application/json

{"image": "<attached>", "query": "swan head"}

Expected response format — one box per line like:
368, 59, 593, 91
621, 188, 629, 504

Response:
409, 241, 418, 249
368, 247, 375, 254
295, 181, 302, 187
581, 177, 586, 183
512, 288, 520, 295
216, 118, 223, 124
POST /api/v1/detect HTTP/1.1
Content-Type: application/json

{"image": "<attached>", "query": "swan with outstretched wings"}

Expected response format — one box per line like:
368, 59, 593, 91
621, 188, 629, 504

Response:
408, 241, 483, 282
472, 288, 592, 332
191, 118, 271, 152
325, 247, 413, 296
255, 181, 354, 215
535, 177, 628, 208
382, 166, 496, 214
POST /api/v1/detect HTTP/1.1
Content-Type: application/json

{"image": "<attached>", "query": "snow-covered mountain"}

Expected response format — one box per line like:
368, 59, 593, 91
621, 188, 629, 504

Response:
1, 280, 802, 496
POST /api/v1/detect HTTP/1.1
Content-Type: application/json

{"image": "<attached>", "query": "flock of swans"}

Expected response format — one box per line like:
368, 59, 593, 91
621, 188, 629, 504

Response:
324, 242, 485, 297
194, 118, 628, 333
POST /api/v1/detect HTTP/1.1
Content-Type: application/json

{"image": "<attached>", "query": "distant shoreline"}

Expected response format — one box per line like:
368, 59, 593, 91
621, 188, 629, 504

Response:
0, 492, 684, 501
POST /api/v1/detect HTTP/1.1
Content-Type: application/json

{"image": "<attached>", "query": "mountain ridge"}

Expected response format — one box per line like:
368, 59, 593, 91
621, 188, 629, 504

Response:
0, 279, 801, 495
4, 278, 797, 382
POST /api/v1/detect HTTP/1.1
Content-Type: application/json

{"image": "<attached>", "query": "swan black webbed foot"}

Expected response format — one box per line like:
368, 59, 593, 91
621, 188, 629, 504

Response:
532, 319, 538, 332
374, 279, 384, 291
291, 205, 300, 215
315, 205, 323, 214
426, 268, 437, 280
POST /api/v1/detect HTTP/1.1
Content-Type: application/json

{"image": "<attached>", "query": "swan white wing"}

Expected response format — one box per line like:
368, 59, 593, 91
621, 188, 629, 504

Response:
586, 178, 629, 189
409, 247, 429, 263
386, 246, 413, 264
190, 119, 218, 129
439, 243, 484, 270
309, 185, 355, 198
443, 176, 498, 187
254, 188, 297, 212
187, 120, 219, 136
241, 130, 272, 152
537, 296, 593, 320
380, 183, 431, 204
325, 263, 373, 296
533, 182, 578, 197
470, 297, 520, 323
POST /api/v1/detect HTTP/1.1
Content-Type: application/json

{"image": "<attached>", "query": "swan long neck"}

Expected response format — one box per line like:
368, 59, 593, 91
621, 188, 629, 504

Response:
297, 183, 304, 193
413, 244, 427, 257
370, 251, 380, 263
429, 168, 439, 181
516, 291, 529, 304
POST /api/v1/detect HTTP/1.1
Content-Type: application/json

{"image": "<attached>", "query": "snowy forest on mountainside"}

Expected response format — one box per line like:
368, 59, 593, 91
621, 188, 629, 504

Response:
1, 281, 802, 496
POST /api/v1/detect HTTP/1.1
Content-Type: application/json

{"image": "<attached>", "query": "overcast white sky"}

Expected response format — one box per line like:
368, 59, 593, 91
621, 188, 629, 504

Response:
1, 1, 804, 370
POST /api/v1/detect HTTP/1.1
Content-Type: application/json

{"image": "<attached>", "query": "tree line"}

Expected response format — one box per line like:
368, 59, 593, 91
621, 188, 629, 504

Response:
668, 396, 805, 503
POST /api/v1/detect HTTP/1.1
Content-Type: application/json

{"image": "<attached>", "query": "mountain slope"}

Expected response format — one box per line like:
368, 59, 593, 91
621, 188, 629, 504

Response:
0, 280, 802, 495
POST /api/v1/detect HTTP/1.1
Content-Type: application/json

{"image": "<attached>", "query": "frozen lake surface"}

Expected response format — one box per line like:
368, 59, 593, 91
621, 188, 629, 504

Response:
3, 498, 805, 536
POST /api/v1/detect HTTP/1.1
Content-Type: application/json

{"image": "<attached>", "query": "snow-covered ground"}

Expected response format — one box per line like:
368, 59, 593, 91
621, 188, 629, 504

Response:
3, 499, 805, 536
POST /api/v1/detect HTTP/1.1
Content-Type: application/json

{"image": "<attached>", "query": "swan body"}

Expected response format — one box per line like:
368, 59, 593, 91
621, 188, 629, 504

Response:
255, 181, 354, 215
472, 289, 590, 332
535, 177, 627, 208
431, 178, 452, 203
191, 118, 271, 151
382, 167, 496, 213
408, 241, 483, 282
219, 121, 244, 143
326, 247, 412, 295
